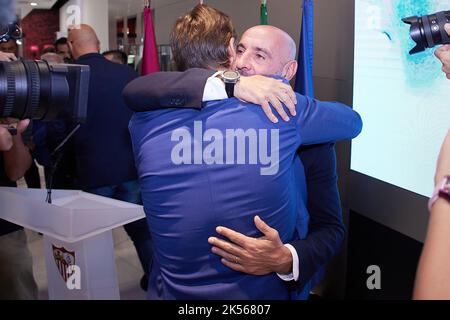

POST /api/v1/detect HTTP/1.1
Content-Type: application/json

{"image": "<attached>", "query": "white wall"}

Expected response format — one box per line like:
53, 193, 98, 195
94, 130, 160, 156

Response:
59, 0, 110, 52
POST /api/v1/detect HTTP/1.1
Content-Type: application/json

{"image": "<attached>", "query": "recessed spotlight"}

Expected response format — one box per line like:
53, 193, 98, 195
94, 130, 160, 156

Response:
30, 2, 38, 6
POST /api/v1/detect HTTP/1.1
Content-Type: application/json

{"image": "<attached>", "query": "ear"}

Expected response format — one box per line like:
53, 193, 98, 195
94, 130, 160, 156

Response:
228, 37, 237, 63
97, 41, 101, 53
67, 40, 74, 53
282, 60, 298, 81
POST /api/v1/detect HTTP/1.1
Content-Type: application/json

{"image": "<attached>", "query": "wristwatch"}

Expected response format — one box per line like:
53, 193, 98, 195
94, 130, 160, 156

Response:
428, 175, 450, 211
219, 70, 240, 98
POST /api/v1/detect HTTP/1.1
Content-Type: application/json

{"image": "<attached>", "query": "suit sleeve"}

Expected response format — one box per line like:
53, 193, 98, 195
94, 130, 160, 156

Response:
289, 143, 346, 291
295, 95, 363, 145
122, 68, 215, 112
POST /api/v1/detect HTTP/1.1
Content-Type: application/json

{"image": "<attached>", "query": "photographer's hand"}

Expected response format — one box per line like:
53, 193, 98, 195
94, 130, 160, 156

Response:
0, 126, 13, 151
0, 117, 27, 151
0, 51, 17, 62
435, 24, 450, 79
2, 119, 32, 181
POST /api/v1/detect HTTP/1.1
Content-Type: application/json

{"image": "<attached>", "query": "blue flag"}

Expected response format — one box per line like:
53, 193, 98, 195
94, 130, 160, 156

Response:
295, 0, 314, 97
294, 0, 326, 291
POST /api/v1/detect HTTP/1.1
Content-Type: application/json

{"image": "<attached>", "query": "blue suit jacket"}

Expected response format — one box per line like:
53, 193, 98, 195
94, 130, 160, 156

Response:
128, 80, 361, 299
123, 70, 349, 295
72, 53, 138, 189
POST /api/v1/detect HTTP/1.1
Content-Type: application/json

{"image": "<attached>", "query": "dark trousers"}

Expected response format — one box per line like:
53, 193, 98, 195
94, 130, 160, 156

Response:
86, 180, 153, 277
24, 161, 41, 189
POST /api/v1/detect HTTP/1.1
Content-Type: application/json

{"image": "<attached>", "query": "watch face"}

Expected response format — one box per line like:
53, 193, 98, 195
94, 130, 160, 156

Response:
222, 70, 240, 82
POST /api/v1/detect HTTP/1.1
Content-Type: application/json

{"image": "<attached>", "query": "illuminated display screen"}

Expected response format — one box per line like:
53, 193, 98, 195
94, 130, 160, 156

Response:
352, 0, 450, 197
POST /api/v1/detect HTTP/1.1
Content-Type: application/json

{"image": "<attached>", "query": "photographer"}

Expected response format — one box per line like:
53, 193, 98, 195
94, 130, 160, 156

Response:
0, 54, 38, 299
434, 24, 450, 78
413, 22, 450, 299
0, 40, 41, 188
0, 118, 38, 300
414, 130, 450, 299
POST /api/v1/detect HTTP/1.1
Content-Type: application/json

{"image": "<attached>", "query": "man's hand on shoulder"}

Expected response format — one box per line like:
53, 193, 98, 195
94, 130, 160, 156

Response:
208, 216, 293, 275
235, 75, 297, 124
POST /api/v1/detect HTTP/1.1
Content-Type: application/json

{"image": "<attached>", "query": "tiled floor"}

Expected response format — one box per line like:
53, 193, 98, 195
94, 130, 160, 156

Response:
26, 227, 147, 300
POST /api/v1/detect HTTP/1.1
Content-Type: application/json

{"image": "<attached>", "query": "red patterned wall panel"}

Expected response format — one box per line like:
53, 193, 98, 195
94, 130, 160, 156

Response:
21, 9, 60, 60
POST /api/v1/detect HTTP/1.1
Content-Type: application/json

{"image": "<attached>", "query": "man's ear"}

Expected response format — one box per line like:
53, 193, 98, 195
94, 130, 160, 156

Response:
282, 60, 298, 81
228, 37, 237, 62
67, 40, 74, 53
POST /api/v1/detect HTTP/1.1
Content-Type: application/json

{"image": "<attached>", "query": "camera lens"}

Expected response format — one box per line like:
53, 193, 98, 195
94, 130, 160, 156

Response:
0, 60, 69, 120
403, 10, 450, 55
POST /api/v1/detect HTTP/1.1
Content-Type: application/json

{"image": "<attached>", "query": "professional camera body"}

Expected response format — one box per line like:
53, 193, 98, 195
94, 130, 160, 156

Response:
403, 10, 450, 55
0, 0, 21, 43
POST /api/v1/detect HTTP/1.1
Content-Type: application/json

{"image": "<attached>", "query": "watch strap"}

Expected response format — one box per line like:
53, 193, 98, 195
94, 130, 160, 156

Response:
225, 82, 235, 98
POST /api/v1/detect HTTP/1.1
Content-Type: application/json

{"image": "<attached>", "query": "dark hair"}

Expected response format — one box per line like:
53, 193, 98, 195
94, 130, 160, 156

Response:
102, 50, 128, 65
54, 37, 68, 48
170, 4, 237, 71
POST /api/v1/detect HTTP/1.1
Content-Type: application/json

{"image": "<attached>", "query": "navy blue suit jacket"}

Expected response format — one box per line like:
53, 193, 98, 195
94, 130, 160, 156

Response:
73, 53, 138, 189
123, 69, 346, 293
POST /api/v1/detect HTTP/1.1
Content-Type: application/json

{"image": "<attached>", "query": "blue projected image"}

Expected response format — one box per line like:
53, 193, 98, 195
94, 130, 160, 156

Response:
352, 0, 450, 197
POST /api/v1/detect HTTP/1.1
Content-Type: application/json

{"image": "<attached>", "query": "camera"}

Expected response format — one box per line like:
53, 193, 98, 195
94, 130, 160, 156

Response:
403, 11, 450, 55
0, 22, 21, 43
0, 0, 21, 43
0, 1, 89, 122
0, 60, 89, 122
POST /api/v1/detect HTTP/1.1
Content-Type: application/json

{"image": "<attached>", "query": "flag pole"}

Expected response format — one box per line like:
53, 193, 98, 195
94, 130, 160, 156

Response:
260, 0, 268, 25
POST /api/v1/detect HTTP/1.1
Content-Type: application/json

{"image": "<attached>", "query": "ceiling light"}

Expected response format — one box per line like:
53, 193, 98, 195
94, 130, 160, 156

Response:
30, 2, 38, 6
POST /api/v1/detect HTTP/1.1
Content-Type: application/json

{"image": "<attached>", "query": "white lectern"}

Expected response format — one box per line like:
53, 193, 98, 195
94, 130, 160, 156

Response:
0, 187, 145, 300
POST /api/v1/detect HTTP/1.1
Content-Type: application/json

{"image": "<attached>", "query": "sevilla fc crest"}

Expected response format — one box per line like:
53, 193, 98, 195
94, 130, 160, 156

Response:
52, 245, 76, 282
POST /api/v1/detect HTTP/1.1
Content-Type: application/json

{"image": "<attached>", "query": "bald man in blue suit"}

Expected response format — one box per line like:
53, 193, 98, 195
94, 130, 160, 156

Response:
127, 5, 361, 299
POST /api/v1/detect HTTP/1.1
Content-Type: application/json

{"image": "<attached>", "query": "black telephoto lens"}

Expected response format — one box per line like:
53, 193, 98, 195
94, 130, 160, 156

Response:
0, 60, 89, 123
0, 60, 69, 120
403, 10, 450, 55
